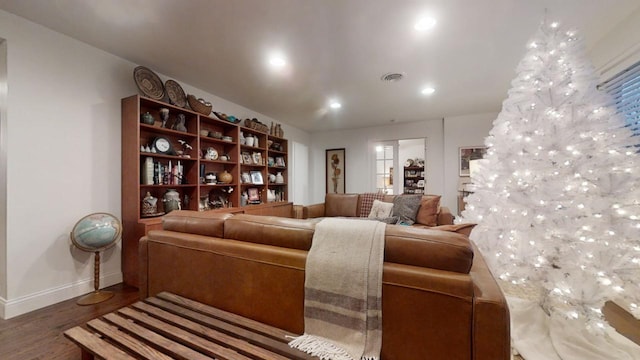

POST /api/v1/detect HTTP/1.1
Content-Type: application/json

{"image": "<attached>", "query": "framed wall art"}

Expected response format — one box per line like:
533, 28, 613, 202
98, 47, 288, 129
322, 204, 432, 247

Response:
459, 146, 487, 176
326, 148, 345, 194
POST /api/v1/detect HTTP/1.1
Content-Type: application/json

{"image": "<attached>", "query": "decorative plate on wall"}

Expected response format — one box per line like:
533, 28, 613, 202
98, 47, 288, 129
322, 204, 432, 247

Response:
133, 66, 164, 100
165, 80, 187, 108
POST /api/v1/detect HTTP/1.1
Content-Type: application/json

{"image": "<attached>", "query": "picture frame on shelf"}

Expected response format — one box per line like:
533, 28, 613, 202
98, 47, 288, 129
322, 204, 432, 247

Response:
275, 156, 285, 167
252, 152, 263, 165
248, 187, 260, 202
459, 146, 487, 177
241, 172, 251, 184
326, 148, 345, 194
242, 152, 252, 165
268, 157, 275, 167
250, 171, 263, 185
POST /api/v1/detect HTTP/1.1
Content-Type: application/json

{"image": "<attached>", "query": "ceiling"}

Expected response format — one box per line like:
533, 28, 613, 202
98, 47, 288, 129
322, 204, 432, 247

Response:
0, 0, 637, 132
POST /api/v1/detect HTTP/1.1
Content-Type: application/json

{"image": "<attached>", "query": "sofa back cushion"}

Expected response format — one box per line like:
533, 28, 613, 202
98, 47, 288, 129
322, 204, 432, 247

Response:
385, 226, 473, 273
225, 214, 321, 250
162, 210, 232, 237
324, 193, 359, 217
227, 214, 473, 274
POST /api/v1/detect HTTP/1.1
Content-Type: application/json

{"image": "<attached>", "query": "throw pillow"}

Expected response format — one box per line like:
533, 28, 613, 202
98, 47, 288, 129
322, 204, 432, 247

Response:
392, 195, 422, 225
377, 216, 399, 224
368, 199, 394, 219
415, 195, 441, 226
358, 192, 386, 217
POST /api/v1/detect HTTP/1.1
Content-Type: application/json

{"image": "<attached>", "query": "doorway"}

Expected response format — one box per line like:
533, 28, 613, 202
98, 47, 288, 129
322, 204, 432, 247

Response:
373, 138, 426, 195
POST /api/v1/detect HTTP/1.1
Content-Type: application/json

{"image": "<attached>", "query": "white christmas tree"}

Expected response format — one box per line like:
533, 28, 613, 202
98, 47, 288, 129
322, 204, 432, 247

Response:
461, 16, 640, 332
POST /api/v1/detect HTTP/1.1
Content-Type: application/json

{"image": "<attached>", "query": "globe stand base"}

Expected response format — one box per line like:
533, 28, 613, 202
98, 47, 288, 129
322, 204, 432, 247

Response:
76, 290, 114, 306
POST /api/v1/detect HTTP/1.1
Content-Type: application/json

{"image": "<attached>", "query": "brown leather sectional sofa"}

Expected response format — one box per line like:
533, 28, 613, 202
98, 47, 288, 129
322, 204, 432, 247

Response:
139, 210, 510, 359
302, 193, 453, 224
302, 193, 477, 236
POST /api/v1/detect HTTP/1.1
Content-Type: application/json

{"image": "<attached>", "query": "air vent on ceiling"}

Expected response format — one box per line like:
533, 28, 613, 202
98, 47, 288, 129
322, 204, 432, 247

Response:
381, 72, 405, 82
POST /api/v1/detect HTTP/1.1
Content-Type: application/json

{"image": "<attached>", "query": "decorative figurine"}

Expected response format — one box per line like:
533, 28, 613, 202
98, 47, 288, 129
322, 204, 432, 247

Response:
177, 140, 192, 157
159, 108, 169, 128
173, 114, 187, 132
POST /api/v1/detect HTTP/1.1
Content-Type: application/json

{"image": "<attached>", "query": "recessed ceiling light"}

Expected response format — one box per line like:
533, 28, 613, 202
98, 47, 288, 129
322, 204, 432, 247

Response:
421, 87, 436, 95
268, 53, 287, 69
329, 101, 342, 109
414, 17, 436, 31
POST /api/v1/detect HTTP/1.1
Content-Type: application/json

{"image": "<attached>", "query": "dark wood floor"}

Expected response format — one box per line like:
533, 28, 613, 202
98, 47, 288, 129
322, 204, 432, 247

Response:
0, 283, 637, 360
0, 283, 139, 360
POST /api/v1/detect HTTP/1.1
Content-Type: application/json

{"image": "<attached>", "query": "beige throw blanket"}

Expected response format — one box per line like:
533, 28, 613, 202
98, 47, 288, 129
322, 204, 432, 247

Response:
289, 218, 386, 360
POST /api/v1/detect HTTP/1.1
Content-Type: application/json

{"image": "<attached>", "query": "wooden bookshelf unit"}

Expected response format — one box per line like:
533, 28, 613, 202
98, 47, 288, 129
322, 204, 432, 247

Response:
121, 95, 290, 286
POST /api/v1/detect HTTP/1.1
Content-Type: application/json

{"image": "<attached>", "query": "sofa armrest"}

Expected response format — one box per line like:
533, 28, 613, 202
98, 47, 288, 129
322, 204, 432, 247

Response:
430, 223, 476, 237
438, 206, 454, 225
302, 203, 325, 218
469, 242, 511, 360
138, 236, 150, 299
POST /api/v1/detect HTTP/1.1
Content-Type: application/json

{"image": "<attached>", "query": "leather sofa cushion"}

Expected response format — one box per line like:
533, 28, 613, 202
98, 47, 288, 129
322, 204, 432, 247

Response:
227, 214, 473, 274
224, 214, 321, 250
162, 210, 231, 238
162, 211, 473, 274
385, 225, 473, 273
325, 193, 359, 217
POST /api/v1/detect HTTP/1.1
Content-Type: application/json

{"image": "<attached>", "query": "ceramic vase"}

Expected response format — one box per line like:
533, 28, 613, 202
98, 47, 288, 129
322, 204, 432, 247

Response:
275, 172, 284, 184
142, 192, 158, 216
159, 108, 169, 128
140, 112, 154, 125
163, 189, 181, 213
219, 170, 233, 184
267, 189, 276, 203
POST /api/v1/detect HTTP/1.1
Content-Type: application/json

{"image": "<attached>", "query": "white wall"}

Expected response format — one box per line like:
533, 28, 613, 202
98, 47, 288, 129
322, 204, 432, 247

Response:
308, 114, 498, 211
291, 141, 310, 205
589, 5, 640, 81
443, 113, 497, 213
0, 38, 7, 302
0, 9, 309, 319
309, 119, 445, 205
398, 139, 425, 167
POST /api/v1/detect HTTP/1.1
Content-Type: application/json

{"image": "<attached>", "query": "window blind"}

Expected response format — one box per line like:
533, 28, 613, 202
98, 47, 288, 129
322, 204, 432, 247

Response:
599, 60, 640, 150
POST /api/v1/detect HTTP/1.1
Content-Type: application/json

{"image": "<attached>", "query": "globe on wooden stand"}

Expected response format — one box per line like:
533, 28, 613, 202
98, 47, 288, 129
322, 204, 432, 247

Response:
70, 213, 122, 305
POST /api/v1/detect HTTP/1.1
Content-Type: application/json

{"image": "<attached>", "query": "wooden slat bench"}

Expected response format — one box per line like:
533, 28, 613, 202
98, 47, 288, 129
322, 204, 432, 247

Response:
64, 292, 317, 360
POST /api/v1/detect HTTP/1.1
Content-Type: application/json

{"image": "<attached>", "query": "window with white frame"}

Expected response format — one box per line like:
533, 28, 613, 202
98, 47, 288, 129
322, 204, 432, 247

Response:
599, 60, 640, 151
375, 144, 394, 194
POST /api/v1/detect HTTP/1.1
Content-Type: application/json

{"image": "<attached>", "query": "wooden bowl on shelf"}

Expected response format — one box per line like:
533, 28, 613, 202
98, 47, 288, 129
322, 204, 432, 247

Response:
187, 94, 212, 115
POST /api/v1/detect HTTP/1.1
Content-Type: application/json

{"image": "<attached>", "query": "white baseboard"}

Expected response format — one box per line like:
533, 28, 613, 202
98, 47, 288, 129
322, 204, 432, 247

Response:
0, 272, 122, 320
